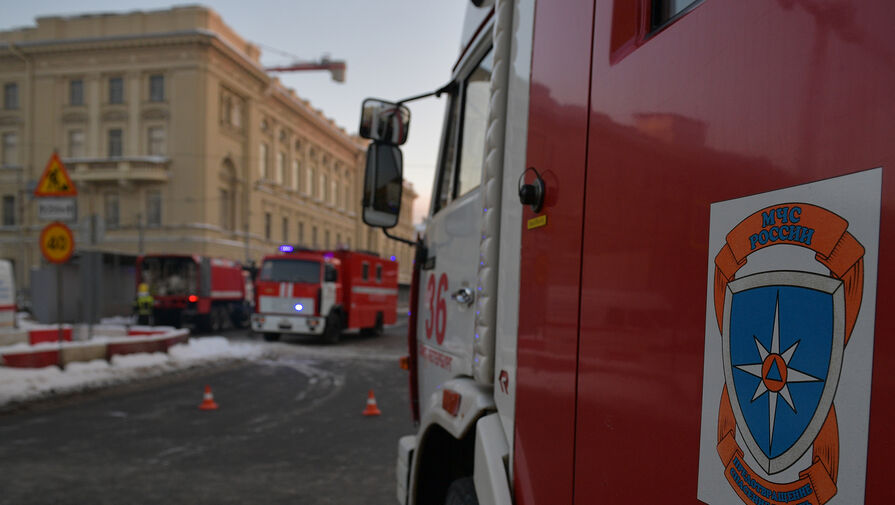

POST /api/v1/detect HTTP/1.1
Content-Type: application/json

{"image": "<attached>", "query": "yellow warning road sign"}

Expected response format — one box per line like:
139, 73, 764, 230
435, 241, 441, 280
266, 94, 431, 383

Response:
40, 222, 75, 264
35, 152, 77, 197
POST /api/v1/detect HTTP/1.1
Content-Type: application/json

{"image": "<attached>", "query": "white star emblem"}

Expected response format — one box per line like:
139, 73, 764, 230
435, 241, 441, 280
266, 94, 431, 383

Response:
734, 294, 822, 449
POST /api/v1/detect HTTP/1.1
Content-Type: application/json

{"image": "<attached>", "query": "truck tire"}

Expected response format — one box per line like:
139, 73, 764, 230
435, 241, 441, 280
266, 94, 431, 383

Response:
323, 311, 343, 344
361, 312, 384, 338
445, 477, 478, 505
263, 332, 280, 342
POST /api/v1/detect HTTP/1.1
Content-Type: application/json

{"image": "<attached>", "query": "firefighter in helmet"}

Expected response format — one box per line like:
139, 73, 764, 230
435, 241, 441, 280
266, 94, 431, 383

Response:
135, 283, 154, 326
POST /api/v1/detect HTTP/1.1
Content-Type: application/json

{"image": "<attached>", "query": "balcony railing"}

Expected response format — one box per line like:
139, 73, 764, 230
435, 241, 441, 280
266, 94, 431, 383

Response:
64, 156, 171, 183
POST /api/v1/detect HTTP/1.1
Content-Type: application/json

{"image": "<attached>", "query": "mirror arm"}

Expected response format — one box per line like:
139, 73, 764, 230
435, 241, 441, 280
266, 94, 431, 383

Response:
396, 81, 457, 106
382, 228, 417, 247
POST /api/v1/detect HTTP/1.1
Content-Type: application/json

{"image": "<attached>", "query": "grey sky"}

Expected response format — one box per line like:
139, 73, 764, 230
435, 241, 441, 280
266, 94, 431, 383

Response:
1, 0, 469, 223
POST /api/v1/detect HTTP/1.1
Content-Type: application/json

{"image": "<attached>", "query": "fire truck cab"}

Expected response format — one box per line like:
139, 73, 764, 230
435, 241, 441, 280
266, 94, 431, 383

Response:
360, 0, 895, 504
251, 248, 397, 343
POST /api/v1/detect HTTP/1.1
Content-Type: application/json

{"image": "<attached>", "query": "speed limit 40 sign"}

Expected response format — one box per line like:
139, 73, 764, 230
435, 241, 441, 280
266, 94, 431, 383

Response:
40, 221, 74, 264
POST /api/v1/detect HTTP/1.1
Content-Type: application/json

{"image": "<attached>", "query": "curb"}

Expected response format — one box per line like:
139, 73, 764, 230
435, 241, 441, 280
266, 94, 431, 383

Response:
0, 328, 191, 369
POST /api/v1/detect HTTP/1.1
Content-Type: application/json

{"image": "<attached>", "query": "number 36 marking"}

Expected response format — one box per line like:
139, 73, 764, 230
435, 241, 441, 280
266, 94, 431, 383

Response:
425, 273, 448, 344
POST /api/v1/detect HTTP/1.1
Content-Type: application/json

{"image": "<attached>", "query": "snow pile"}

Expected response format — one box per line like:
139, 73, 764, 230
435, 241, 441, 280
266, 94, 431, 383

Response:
0, 337, 263, 408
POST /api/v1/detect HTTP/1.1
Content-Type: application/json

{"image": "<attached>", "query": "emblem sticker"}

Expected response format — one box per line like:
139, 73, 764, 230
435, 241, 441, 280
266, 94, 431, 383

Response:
697, 169, 881, 505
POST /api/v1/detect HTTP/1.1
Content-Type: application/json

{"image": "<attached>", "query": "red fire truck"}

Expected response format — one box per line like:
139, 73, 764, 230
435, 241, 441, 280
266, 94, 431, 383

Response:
136, 254, 250, 331
359, 1, 895, 504
250, 248, 398, 343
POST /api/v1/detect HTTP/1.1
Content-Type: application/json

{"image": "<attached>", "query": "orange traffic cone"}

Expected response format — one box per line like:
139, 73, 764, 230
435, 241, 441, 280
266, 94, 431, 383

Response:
199, 385, 219, 411
362, 389, 381, 416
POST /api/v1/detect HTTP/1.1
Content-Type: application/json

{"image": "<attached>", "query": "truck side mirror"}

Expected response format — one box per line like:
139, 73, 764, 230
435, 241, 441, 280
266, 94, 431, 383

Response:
362, 142, 403, 229
358, 98, 411, 145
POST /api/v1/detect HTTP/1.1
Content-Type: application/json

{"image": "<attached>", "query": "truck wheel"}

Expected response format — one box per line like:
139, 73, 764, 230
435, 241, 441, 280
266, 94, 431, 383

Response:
263, 332, 280, 342
323, 311, 342, 344
445, 477, 478, 505
361, 313, 384, 338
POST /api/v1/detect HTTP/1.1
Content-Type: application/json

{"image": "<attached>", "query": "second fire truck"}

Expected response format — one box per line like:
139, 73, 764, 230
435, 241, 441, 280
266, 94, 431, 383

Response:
251, 248, 398, 343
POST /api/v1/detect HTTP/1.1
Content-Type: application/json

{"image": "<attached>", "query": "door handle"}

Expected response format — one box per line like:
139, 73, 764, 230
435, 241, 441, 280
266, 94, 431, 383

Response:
452, 287, 475, 307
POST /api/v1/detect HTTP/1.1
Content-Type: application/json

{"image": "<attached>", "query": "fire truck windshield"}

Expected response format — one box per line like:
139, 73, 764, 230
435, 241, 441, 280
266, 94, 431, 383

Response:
260, 259, 321, 283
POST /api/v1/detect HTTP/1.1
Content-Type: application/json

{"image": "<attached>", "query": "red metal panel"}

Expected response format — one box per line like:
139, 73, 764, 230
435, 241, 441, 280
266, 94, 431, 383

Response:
29, 328, 72, 345
1, 349, 59, 368
575, 0, 895, 502
513, 1, 595, 504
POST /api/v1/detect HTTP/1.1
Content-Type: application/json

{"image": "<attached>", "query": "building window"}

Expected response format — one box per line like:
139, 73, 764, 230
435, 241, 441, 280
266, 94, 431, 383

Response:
344, 183, 352, 211
3, 83, 18, 110
322, 174, 328, 203
146, 190, 162, 227
2, 195, 14, 226
264, 212, 271, 241
307, 167, 315, 196
109, 77, 124, 104
282, 217, 288, 242
298, 222, 304, 245
67, 130, 85, 158
276, 152, 285, 184
220, 189, 231, 231
333, 179, 339, 208
292, 160, 301, 191
1, 132, 17, 166
70, 79, 84, 106
149, 74, 164, 102
108, 129, 123, 157
312, 226, 318, 248
325, 230, 330, 249
231, 100, 241, 127
336, 233, 341, 248
260, 143, 269, 179
105, 192, 120, 229
148, 127, 166, 156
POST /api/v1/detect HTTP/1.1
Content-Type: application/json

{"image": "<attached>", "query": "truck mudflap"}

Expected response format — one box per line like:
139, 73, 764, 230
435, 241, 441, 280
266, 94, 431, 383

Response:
474, 414, 512, 505
251, 313, 325, 335
397, 435, 416, 505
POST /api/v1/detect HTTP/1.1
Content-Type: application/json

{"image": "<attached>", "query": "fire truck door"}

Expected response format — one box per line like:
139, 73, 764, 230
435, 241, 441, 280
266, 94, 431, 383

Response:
416, 43, 495, 404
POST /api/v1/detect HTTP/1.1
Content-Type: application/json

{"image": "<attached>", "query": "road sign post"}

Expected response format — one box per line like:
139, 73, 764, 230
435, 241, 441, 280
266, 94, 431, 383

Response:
34, 153, 78, 348
40, 221, 75, 349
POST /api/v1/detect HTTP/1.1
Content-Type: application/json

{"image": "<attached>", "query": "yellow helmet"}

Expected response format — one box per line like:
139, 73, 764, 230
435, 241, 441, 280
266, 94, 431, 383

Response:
138, 283, 149, 293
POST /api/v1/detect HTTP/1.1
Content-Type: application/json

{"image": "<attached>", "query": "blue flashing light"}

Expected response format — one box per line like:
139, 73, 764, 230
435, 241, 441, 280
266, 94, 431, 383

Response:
390, 255, 397, 261
324, 252, 335, 259
294, 303, 304, 311
279, 245, 294, 253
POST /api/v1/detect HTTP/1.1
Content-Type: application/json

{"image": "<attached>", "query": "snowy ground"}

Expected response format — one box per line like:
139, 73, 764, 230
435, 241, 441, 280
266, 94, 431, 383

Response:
0, 337, 264, 408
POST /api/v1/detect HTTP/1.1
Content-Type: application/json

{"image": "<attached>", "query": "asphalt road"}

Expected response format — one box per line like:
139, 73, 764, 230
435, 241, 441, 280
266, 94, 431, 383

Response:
0, 319, 414, 505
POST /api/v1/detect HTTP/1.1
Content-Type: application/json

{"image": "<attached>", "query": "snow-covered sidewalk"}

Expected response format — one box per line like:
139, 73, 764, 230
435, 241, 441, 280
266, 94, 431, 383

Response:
0, 337, 264, 408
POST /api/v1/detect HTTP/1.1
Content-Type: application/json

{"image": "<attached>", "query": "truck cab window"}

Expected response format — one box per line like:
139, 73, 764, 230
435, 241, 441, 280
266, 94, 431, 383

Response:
362, 262, 369, 280
376, 264, 382, 283
651, 0, 700, 30
456, 48, 493, 197
434, 46, 494, 211
325, 264, 338, 282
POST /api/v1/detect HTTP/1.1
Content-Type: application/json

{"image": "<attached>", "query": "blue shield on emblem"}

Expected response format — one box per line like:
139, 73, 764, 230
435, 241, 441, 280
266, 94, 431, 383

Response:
722, 271, 845, 475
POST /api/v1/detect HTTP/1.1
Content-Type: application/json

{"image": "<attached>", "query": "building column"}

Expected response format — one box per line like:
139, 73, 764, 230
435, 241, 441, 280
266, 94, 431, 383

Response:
87, 76, 101, 157
127, 73, 140, 156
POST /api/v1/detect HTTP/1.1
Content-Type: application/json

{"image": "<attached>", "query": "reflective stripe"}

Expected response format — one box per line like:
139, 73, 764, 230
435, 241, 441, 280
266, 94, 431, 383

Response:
351, 286, 398, 296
